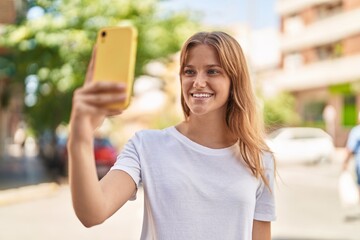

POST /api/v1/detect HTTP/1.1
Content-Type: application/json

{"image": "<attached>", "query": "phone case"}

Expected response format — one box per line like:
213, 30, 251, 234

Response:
93, 26, 138, 109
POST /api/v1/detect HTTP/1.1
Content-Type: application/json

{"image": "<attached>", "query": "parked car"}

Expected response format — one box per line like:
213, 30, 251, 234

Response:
266, 127, 335, 165
93, 137, 118, 178
39, 132, 67, 172
40, 136, 118, 179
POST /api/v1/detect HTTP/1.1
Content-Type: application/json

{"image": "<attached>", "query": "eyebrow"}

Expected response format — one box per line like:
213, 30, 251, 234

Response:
184, 64, 222, 68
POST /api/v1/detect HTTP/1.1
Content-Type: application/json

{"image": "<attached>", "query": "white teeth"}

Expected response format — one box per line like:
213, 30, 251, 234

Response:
192, 93, 212, 98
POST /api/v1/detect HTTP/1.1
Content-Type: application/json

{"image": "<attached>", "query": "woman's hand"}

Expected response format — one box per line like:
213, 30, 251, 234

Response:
69, 47, 127, 139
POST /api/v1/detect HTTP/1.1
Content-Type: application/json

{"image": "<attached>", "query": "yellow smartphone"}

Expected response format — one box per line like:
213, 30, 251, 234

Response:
93, 26, 138, 109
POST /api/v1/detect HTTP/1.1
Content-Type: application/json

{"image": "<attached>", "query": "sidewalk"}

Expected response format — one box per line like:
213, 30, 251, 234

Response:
0, 151, 61, 206
0, 154, 55, 190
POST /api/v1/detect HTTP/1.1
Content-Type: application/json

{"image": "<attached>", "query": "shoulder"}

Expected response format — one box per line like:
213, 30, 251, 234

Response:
131, 127, 173, 145
135, 127, 169, 138
261, 151, 275, 171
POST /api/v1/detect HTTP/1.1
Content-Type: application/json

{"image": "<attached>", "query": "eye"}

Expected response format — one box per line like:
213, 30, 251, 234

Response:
207, 69, 220, 75
183, 69, 195, 76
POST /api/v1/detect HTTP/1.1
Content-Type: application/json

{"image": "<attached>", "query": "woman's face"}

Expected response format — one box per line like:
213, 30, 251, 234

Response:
181, 44, 231, 118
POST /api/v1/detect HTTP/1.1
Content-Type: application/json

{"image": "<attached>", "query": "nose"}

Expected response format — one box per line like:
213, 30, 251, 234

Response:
193, 73, 207, 88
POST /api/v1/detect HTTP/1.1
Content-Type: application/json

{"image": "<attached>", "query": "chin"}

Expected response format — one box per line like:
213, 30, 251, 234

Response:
188, 107, 208, 116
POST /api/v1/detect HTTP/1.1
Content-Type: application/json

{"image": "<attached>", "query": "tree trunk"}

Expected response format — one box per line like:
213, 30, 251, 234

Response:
0, 88, 6, 160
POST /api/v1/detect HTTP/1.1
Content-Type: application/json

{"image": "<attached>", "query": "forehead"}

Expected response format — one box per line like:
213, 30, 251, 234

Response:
185, 44, 220, 65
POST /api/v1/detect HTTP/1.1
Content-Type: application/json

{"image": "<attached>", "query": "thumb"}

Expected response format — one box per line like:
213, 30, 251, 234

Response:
84, 46, 97, 85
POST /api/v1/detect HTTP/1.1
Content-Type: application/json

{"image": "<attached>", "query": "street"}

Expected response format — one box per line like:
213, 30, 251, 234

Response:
0, 150, 360, 240
0, 184, 144, 240
272, 158, 360, 240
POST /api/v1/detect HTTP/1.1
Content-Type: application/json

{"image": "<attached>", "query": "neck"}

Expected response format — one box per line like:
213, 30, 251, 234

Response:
176, 114, 237, 149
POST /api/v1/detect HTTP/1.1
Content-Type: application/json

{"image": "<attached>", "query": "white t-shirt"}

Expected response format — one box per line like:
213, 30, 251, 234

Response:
111, 126, 276, 240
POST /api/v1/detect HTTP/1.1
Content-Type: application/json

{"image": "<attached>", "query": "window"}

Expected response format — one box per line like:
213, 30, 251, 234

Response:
303, 101, 326, 123
283, 52, 304, 70
316, 2, 343, 20
315, 42, 343, 61
283, 14, 304, 35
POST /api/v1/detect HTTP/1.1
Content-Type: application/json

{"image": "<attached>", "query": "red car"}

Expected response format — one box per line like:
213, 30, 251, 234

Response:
49, 137, 118, 179
93, 138, 118, 178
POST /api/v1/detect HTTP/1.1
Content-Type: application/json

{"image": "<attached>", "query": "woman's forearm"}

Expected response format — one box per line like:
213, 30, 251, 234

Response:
68, 136, 108, 227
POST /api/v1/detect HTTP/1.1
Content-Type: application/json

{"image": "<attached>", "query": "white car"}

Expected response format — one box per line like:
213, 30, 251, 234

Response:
266, 127, 335, 165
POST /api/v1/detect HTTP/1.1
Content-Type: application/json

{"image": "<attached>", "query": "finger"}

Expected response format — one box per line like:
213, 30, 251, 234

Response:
72, 100, 122, 119
84, 46, 97, 85
106, 109, 123, 117
71, 100, 108, 117
81, 81, 127, 94
79, 92, 127, 106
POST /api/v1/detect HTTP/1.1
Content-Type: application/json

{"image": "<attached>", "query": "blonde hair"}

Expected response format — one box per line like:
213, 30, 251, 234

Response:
179, 31, 274, 186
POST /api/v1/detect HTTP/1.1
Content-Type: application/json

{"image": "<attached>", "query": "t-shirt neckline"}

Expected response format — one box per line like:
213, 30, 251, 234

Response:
166, 126, 238, 156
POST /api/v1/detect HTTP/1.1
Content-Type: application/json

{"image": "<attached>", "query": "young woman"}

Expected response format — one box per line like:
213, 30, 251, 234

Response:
68, 31, 276, 240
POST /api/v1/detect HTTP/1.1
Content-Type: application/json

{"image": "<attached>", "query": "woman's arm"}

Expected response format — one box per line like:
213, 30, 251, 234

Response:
68, 136, 136, 227
252, 220, 271, 240
68, 48, 136, 227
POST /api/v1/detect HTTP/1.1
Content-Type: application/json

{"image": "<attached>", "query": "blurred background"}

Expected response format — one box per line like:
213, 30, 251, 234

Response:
1, 0, 360, 239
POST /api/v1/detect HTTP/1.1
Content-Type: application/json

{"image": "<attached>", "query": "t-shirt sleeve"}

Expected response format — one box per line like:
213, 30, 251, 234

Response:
254, 152, 276, 221
110, 133, 142, 200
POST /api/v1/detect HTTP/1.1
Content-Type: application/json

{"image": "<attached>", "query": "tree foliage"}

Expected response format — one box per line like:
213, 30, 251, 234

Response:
263, 92, 301, 131
0, 0, 199, 136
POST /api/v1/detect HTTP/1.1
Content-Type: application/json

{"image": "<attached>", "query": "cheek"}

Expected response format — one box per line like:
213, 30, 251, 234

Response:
227, 85, 232, 97
219, 82, 231, 97
181, 79, 192, 93
225, 80, 232, 96
180, 80, 190, 101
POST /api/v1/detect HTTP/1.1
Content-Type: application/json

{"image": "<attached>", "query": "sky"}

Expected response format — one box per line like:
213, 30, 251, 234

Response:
26, 0, 279, 30
159, 0, 279, 29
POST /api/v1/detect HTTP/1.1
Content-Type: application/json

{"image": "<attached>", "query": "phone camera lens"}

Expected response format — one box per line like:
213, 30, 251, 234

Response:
101, 31, 106, 37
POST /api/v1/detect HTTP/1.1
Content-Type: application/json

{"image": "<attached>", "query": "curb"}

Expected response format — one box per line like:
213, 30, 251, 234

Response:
0, 182, 60, 206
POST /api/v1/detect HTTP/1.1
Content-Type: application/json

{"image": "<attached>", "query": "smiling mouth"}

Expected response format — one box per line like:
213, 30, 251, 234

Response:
191, 93, 214, 98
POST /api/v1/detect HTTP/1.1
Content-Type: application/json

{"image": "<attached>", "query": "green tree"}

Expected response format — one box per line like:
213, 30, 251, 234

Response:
262, 92, 301, 131
0, 0, 199, 137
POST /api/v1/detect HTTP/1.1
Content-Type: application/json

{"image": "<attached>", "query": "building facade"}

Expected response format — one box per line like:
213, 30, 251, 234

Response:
266, 0, 360, 146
